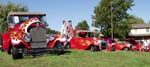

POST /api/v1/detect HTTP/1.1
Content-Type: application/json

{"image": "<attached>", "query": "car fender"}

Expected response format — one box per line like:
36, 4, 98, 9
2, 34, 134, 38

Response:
48, 37, 66, 48
20, 18, 40, 34
2, 32, 10, 51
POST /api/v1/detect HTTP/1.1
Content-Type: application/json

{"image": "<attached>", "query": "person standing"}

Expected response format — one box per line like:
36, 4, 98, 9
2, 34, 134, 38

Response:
61, 20, 68, 39
67, 20, 74, 41
60, 20, 68, 47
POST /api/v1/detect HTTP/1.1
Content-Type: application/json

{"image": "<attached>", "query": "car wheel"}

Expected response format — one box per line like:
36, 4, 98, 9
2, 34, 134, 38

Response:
1, 45, 4, 52
32, 55, 36, 58
55, 42, 64, 52
129, 45, 133, 51
123, 47, 129, 51
90, 46, 98, 52
65, 43, 70, 49
111, 46, 115, 51
0, 46, 3, 52
0, 36, 4, 52
12, 47, 23, 59
0, 36, 1, 49
8, 45, 12, 54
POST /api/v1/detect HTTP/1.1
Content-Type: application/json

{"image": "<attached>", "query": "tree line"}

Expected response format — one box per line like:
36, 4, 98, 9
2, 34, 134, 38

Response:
92, 0, 145, 40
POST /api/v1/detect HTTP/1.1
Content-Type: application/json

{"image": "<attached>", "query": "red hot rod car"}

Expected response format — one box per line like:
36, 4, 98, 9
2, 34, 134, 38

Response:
0, 12, 65, 59
102, 38, 129, 51
67, 30, 103, 51
67, 30, 129, 52
125, 38, 144, 51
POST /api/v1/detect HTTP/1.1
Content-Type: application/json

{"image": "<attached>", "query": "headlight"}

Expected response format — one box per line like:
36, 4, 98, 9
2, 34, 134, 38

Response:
11, 38, 21, 45
23, 33, 31, 42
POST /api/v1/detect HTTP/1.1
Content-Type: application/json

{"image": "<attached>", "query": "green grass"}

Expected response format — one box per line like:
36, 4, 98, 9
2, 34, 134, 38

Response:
0, 50, 150, 67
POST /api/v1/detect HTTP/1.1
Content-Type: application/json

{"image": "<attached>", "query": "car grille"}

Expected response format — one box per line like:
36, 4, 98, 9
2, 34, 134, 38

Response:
30, 27, 47, 48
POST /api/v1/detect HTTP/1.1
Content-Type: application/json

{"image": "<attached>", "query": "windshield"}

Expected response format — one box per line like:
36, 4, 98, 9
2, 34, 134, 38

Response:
87, 32, 95, 37
78, 32, 95, 38
8, 15, 46, 24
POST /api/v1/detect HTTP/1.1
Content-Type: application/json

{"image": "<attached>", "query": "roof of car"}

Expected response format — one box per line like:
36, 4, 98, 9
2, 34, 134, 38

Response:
8, 12, 46, 16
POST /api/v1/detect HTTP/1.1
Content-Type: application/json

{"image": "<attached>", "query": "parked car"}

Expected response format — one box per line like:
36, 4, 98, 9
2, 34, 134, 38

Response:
67, 30, 102, 51
1, 12, 65, 59
102, 38, 129, 51
125, 38, 144, 51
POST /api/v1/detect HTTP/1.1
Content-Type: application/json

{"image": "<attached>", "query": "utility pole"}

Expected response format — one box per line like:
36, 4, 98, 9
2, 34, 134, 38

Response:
93, 19, 96, 38
111, 0, 114, 39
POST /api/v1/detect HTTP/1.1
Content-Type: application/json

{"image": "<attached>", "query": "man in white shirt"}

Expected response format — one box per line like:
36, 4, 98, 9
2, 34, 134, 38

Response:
61, 20, 68, 38
61, 20, 68, 47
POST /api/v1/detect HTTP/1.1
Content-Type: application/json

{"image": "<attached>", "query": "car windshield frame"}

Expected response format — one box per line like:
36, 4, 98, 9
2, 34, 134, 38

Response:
8, 15, 46, 24
78, 32, 95, 38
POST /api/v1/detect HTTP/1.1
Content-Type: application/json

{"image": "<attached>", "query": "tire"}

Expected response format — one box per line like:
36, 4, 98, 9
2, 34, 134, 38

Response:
129, 45, 133, 51
0, 36, 2, 45
90, 46, 98, 52
123, 47, 129, 51
111, 46, 115, 51
8, 45, 12, 54
65, 43, 70, 49
0, 36, 4, 52
0, 36, 2, 47
12, 46, 23, 59
54, 42, 64, 52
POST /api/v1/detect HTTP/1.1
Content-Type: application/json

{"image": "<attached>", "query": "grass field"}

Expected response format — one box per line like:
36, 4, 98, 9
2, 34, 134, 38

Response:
0, 50, 150, 67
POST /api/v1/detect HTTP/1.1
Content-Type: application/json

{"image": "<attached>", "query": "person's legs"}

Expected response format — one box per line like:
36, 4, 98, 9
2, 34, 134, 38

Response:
67, 36, 72, 42
63, 34, 68, 47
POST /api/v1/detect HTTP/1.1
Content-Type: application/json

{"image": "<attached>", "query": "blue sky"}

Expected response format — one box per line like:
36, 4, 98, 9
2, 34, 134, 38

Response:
1, 0, 150, 31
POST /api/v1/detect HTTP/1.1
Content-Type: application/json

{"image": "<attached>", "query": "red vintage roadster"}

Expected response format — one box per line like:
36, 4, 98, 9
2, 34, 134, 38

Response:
0, 12, 65, 59
102, 38, 129, 51
67, 30, 129, 52
125, 38, 144, 52
67, 30, 102, 51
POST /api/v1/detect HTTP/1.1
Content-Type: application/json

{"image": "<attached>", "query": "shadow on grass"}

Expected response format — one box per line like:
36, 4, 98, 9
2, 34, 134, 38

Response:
21, 50, 72, 60
48, 50, 72, 55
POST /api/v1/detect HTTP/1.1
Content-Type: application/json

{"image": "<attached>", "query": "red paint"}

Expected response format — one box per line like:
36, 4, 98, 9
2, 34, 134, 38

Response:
69, 30, 100, 51
125, 38, 144, 51
1, 13, 65, 54
2, 32, 10, 52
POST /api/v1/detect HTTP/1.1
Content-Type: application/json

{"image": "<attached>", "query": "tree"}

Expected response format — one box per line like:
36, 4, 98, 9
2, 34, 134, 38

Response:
0, 2, 28, 34
92, 0, 134, 40
46, 28, 60, 34
127, 15, 144, 24
75, 20, 89, 30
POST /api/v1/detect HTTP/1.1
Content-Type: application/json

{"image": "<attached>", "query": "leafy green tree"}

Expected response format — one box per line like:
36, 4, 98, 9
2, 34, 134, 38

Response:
46, 28, 60, 34
75, 20, 89, 30
92, 0, 134, 40
127, 15, 144, 24
0, 2, 28, 34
